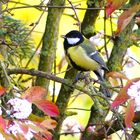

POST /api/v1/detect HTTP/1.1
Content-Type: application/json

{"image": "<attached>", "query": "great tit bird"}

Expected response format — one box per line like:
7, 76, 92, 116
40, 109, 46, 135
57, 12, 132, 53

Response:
62, 30, 110, 97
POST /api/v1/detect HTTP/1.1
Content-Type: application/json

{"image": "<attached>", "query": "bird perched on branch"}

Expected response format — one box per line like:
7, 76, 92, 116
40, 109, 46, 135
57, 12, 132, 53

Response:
61, 30, 110, 97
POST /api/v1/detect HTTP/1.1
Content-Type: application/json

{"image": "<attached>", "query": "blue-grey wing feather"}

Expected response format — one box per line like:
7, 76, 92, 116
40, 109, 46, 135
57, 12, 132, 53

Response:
81, 39, 108, 71
89, 51, 108, 71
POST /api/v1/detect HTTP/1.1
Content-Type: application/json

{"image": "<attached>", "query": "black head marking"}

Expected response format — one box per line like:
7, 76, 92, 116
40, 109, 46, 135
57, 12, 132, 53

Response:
63, 30, 84, 50
65, 30, 83, 39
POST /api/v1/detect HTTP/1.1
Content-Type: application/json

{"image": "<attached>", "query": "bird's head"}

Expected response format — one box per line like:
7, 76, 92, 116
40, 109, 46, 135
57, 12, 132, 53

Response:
61, 30, 84, 47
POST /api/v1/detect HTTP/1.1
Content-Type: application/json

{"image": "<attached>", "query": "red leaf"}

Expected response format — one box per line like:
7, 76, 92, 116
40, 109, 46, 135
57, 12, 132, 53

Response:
116, 4, 140, 34
106, 0, 128, 17
0, 86, 6, 96
111, 88, 129, 108
125, 99, 135, 128
0, 116, 6, 130
22, 86, 47, 103
111, 78, 140, 108
35, 100, 59, 117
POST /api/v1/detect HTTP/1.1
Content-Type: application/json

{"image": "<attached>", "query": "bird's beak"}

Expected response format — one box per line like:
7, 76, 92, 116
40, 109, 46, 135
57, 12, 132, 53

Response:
61, 35, 66, 39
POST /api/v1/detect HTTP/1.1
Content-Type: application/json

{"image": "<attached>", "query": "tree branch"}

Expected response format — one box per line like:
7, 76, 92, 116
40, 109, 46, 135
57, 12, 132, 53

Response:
7, 68, 70, 87
81, 0, 101, 38
67, 0, 81, 31
35, 0, 65, 89
7, 68, 104, 99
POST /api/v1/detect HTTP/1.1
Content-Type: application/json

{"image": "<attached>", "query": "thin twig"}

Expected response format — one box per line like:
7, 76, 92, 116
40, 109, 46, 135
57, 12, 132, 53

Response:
21, 10, 45, 45
67, 107, 91, 111
1, 5, 130, 14
52, 56, 56, 102
130, 56, 140, 65
0, 61, 11, 85
17, 36, 43, 81
67, 0, 81, 31
103, 5, 109, 60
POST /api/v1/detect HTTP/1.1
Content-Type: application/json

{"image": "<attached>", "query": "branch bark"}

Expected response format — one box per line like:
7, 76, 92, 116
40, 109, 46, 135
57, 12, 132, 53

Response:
7, 68, 94, 96
53, 66, 77, 140
81, 0, 101, 38
107, 24, 134, 71
0, 2, 10, 88
7, 68, 71, 87
35, 0, 65, 90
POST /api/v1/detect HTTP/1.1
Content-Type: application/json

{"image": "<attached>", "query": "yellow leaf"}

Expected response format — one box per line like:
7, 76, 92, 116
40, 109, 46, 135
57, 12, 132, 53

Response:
0, 54, 4, 61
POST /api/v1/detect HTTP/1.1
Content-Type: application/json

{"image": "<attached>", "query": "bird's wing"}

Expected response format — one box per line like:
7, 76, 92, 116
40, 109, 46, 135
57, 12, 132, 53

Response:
89, 51, 108, 70
81, 39, 108, 71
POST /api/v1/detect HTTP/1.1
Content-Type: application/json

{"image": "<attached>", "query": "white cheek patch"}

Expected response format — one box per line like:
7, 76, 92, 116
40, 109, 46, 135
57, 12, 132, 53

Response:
67, 37, 80, 45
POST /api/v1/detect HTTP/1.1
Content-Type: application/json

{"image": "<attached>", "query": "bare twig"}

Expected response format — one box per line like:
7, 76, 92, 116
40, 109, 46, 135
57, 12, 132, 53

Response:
0, 61, 11, 85
103, 5, 109, 60
8, 68, 69, 86
17, 37, 43, 81
1, 4, 130, 14
21, 10, 45, 45
67, 0, 81, 31
130, 56, 140, 65
67, 107, 91, 111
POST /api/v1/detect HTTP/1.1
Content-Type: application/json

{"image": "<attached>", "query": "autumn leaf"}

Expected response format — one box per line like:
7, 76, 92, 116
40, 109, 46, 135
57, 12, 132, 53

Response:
22, 86, 47, 103
40, 119, 57, 129
106, 71, 129, 80
111, 78, 140, 108
125, 99, 135, 128
106, 0, 128, 17
111, 87, 129, 108
0, 86, 6, 96
0, 116, 6, 130
34, 100, 59, 117
111, 80, 132, 108
116, 4, 140, 34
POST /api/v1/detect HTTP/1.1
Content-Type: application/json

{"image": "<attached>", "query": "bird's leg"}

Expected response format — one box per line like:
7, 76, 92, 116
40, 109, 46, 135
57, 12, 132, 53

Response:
83, 72, 91, 84
73, 71, 88, 83
73, 71, 82, 83
73, 72, 91, 84
94, 70, 111, 97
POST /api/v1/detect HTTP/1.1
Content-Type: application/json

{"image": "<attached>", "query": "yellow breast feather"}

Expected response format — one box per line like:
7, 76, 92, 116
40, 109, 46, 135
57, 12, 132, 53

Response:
67, 46, 100, 71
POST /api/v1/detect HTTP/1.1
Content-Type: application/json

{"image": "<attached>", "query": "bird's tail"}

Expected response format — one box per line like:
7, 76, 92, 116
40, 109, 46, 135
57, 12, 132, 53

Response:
94, 70, 110, 97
